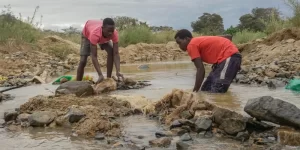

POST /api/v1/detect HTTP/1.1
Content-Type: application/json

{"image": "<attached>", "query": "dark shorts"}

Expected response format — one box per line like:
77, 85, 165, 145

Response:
80, 34, 113, 56
201, 53, 242, 93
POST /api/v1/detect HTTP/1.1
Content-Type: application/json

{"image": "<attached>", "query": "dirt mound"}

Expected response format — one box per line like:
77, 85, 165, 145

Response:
18, 95, 133, 137
67, 41, 188, 67
264, 28, 300, 46
152, 89, 213, 125
236, 28, 300, 86
119, 41, 187, 64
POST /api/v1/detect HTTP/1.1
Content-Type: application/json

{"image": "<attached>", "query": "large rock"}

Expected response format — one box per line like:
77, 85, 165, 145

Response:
244, 96, 300, 128
55, 81, 94, 97
28, 111, 56, 127
93, 78, 117, 94
213, 107, 246, 135
149, 137, 171, 148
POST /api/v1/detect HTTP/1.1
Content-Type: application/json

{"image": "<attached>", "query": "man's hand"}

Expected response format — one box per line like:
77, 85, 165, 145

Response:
116, 72, 124, 81
96, 74, 104, 84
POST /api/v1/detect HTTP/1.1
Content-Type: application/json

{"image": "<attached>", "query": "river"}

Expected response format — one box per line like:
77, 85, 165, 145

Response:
1, 61, 300, 150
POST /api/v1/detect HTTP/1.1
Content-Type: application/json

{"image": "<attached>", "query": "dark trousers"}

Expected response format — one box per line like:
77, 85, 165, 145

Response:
201, 53, 242, 93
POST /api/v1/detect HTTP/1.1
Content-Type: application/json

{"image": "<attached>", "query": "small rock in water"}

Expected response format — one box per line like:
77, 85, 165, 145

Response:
124, 78, 137, 86
94, 133, 105, 140
126, 143, 146, 150
107, 137, 119, 145
149, 137, 171, 148
267, 81, 276, 90
194, 117, 212, 132
170, 120, 183, 129
176, 141, 191, 150
28, 111, 56, 127
235, 131, 250, 142
180, 133, 192, 141
155, 131, 174, 138
66, 107, 85, 123
4, 110, 18, 122
171, 128, 188, 136
219, 118, 246, 135
137, 64, 149, 70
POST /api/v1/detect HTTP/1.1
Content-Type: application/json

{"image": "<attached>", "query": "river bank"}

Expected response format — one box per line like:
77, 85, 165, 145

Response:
1, 61, 300, 150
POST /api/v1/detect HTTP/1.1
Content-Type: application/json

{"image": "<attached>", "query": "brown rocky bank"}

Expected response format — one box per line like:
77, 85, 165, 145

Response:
236, 28, 300, 87
0, 35, 186, 87
147, 89, 300, 149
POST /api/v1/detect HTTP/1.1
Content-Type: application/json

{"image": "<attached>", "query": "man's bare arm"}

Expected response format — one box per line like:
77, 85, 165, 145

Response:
112, 42, 124, 80
90, 44, 104, 82
192, 58, 205, 92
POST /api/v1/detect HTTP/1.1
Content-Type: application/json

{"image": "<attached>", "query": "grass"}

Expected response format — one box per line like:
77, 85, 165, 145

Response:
0, 14, 42, 44
232, 30, 267, 44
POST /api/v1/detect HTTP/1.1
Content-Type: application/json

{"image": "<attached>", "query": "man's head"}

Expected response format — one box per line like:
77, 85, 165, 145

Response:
174, 29, 193, 51
102, 18, 115, 38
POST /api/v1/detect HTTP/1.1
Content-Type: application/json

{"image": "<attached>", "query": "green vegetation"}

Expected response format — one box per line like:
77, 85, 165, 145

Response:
0, 5, 42, 44
1, 0, 300, 49
232, 30, 267, 44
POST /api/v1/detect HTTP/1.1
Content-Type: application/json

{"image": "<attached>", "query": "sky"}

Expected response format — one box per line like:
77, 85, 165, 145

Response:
0, 0, 293, 31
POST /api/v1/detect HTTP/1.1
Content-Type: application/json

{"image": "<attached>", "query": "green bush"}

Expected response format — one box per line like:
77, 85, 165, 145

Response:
152, 31, 175, 44
119, 26, 153, 47
233, 30, 266, 44
0, 14, 41, 44
285, 0, 300, 27
0, 5, 41, 44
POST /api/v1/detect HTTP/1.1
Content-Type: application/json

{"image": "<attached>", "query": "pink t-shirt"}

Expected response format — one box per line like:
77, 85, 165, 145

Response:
82, 20, 119, 45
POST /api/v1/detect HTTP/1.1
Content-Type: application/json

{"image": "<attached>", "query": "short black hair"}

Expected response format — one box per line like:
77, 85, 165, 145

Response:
103, 18, 115, 26
174, 29, 193, 39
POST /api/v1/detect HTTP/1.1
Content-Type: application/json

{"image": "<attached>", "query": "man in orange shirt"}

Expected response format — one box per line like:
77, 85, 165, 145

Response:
174, 29, 241, 93
77, 18, 124, 83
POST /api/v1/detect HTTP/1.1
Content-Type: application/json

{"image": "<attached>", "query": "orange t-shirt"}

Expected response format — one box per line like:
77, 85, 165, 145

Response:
187, 36, 239, 64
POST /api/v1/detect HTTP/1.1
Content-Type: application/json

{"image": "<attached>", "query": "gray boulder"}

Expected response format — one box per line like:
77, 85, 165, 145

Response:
244, 96, 300, 128
55, 81, 94, 97
28, 111, 56, 127
213, 107, 246, 135
194, 117, 212, 132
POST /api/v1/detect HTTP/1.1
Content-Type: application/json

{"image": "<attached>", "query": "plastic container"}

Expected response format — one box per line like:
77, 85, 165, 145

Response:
52, 75, 93, 84
285, 79, 300, 92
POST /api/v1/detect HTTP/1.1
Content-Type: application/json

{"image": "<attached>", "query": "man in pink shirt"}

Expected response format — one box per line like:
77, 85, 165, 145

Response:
77, 18, 124, 83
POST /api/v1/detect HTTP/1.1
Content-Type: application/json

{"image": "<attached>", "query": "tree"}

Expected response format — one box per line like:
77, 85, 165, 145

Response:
224, 25, 239, 35
150, 26, 173, 32
191, 13, 224, 35
111, 16, 149, 31
237, 7, 280, 31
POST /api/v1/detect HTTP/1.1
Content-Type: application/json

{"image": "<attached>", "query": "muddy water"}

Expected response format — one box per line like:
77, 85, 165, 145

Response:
1, 61, 300, 150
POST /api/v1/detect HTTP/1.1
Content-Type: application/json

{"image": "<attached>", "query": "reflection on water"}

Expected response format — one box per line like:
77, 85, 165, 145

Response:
1, 61, 300, 150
